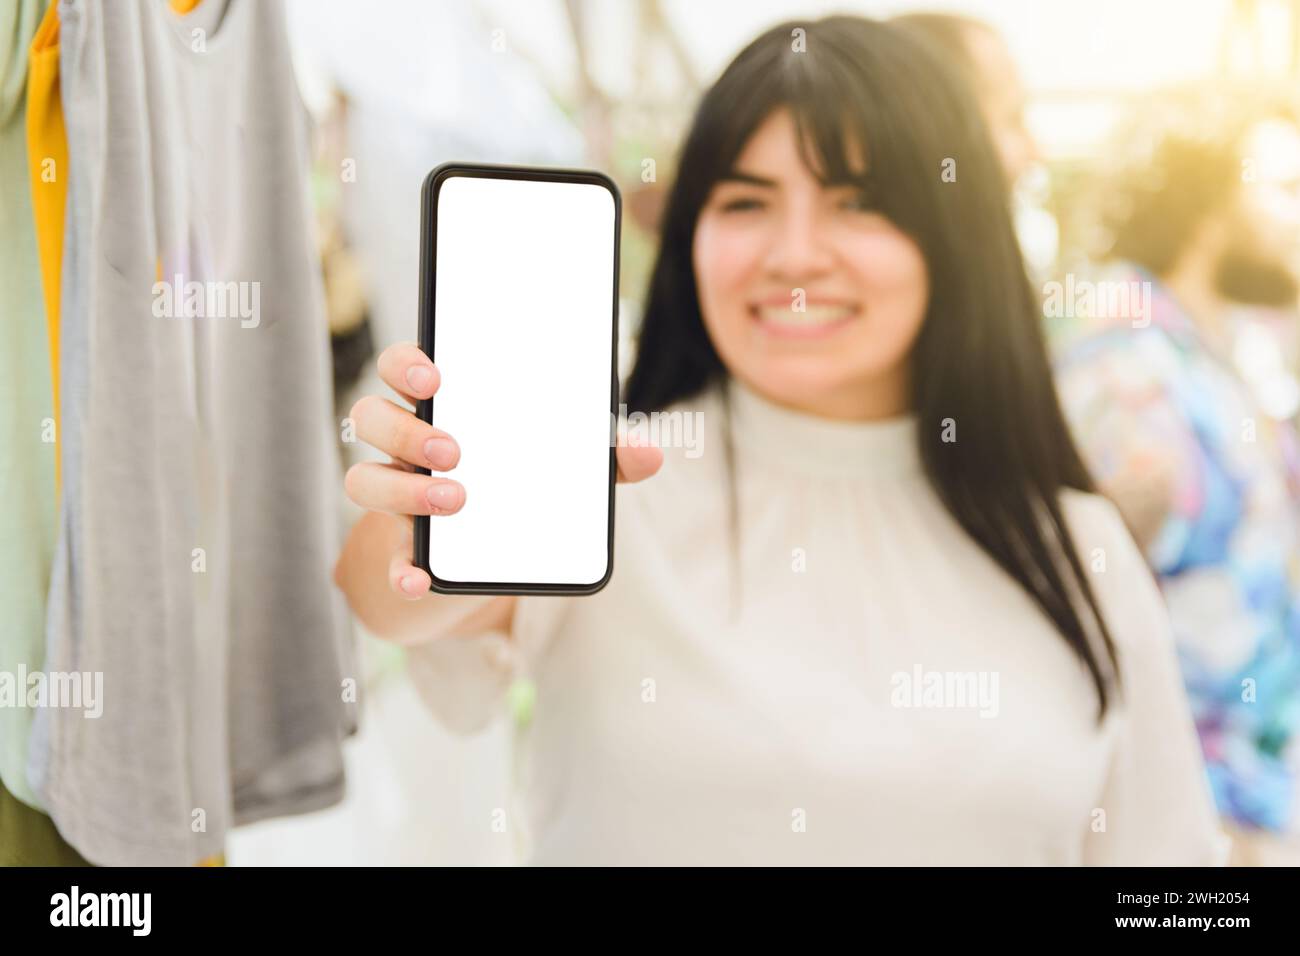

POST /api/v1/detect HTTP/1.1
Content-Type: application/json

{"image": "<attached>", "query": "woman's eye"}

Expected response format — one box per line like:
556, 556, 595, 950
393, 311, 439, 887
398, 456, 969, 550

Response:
719, 197, 765, 213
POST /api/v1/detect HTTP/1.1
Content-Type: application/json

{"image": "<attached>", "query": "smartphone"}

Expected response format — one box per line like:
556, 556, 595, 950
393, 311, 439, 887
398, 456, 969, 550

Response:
413, 162, 621, 595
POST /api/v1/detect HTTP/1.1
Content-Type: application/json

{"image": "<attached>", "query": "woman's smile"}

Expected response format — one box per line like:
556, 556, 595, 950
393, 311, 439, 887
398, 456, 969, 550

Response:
748, 300, 860, 339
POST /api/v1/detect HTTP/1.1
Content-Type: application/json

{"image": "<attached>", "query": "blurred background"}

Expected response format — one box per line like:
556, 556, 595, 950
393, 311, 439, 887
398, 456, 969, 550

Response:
226, 0, 1300, 864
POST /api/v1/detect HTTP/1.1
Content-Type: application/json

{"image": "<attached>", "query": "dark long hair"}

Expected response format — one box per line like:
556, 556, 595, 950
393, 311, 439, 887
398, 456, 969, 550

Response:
624, 16, 1121, 720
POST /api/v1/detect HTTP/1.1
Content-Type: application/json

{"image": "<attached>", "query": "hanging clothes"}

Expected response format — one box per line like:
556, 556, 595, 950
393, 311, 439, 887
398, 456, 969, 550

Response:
0, 0, 90, 867
0, 0, 57, 814
30, 0, 356, 866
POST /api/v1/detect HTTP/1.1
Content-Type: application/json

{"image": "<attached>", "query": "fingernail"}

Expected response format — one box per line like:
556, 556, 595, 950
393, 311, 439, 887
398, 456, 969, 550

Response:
399, 575, 421, 595
424, 438, 458, 469
407, 365, 434, 394
427, 482, 463, 512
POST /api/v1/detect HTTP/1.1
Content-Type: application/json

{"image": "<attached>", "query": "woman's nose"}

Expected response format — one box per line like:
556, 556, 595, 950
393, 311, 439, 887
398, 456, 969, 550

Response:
763, 209, 833, 280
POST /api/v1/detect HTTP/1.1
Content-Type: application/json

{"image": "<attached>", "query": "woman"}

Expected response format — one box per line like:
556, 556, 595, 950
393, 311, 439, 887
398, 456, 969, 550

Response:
335, 16, 1225, 865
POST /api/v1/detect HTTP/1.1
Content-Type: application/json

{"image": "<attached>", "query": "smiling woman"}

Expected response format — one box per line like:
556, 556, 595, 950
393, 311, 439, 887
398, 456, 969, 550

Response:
626, 15, 1119, 720
337, 14, 1227, 866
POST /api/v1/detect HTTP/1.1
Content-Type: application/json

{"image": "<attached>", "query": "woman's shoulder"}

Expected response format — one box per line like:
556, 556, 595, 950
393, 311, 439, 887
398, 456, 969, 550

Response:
1057, 487, 1169, 653
1058, 487, 1148, 583
1058, 488, 1128, 546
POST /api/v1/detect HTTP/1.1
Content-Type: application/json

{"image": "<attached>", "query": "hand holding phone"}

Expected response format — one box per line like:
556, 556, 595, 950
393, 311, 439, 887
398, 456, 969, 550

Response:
342, 343, 662, 599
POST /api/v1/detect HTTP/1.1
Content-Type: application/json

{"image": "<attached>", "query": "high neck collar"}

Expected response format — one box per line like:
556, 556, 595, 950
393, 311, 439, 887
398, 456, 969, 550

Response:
722, 376, 922, 478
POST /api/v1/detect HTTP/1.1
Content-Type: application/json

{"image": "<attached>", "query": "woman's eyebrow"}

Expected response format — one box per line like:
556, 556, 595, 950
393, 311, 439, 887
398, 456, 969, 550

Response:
717, 169, 777, 187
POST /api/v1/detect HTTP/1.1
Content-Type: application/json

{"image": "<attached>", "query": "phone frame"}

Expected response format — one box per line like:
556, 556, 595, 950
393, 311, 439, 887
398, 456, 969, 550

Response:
413, 161, 621, 595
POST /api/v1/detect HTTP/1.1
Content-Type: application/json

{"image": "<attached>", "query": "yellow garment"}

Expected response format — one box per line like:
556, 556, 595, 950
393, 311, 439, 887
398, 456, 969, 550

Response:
25, 0, 64, 481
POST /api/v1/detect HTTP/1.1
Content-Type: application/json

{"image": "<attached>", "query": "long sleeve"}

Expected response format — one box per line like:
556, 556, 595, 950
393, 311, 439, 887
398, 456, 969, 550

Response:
1073, 493, 1230, 865
405, 628, 518, 735
405, 593, 573, 735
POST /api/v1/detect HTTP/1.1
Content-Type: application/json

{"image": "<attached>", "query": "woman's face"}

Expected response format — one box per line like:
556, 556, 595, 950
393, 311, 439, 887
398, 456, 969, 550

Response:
692, 108, 929, 420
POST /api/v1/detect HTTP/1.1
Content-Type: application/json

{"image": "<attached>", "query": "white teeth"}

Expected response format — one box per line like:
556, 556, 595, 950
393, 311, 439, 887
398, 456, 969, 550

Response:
755, 304, 855, 326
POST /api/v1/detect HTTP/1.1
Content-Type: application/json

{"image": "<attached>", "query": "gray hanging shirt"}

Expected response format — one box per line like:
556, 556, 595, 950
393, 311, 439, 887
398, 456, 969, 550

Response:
32, 0, 357, 865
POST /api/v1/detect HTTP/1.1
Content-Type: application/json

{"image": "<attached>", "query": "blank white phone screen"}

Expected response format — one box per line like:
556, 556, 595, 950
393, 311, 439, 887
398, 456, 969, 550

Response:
429, 175, 616, 587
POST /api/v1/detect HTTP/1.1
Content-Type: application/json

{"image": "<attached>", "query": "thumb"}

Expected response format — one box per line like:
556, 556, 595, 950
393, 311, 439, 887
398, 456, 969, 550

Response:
615, 439, 663, 483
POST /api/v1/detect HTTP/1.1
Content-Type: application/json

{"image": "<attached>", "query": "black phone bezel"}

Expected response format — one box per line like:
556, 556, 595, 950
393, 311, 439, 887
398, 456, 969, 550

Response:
413, 161, 621, 596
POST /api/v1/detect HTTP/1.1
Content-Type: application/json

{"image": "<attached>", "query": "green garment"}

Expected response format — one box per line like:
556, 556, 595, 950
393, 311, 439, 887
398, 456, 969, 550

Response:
0, 0, 57, 811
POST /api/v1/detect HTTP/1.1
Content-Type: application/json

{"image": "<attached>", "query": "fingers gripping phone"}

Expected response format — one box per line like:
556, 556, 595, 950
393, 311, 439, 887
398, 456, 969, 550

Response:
413, 162, 621, 595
